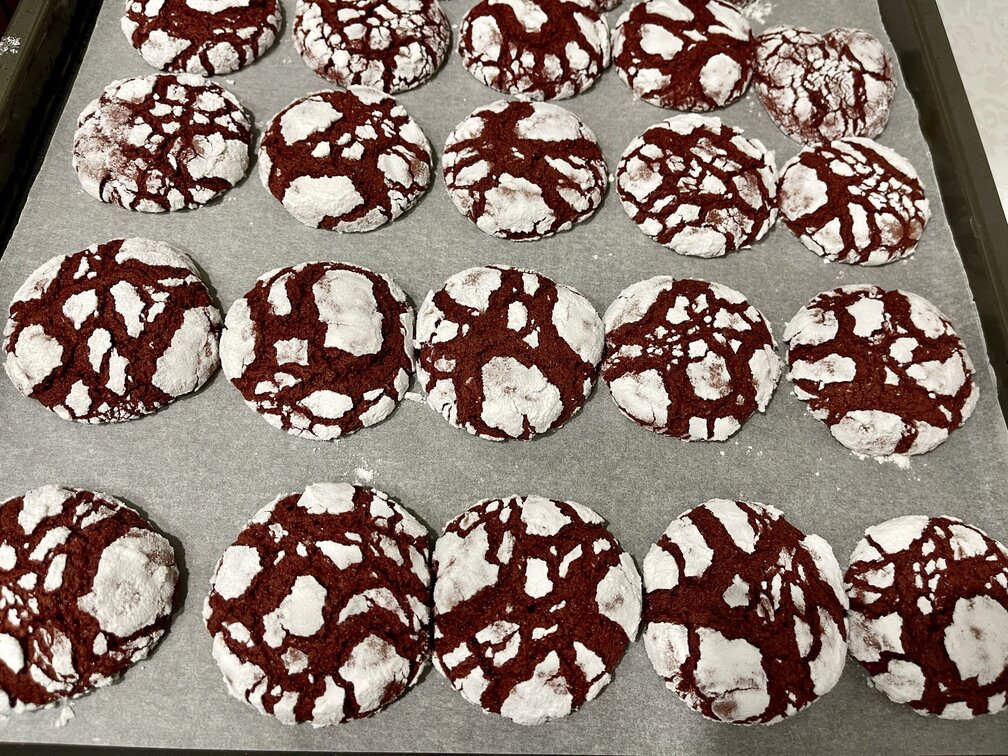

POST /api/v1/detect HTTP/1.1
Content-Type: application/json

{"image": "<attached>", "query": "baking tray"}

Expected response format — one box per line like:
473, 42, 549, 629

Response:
1, 0, 1007, 753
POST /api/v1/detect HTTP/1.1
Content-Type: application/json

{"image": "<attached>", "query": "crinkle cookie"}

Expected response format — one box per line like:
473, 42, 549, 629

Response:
754, 26, 896, 145
416, 265, 604, 441
602, 277, 780, 441
644, 499, 848, 725
204, 483, 431, 725
0, 486, 178, 714
846, 515, 1008, 719
784, 286, 978, 460
73, 74, 251, 212
220, 262, 413, 441
458, 0, 611, 101
293, 0, 450, 93
3, 238, 222, 423
258, 87, 432, 231
616, 115, 777, 257
612, 0, 754, 111
122, 0, 281, 76
779, 137, 930, 266
433, 495, 641, 726
442, 99, 607, 241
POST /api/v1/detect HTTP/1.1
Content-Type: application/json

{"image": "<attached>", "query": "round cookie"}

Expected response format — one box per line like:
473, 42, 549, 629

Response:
204, 483, 430, 725
0, 485, 178, 713
442, 100, 608, 241
258, 87, 432, 232
612, 0, 754, 112
778, 137, 930, 266
845, 515, 1008, 719
73, 74, 251, 212
616, 115, 777, 257
3, 238, 222, 424
122, 0, 281, 76
293, 0, 450, 93
602, 277, 781, 441
754, 26, 896, 145
784, 285, 978, 460
220, 261, 413, 441
416, 266, 603, 441
433, 495, 641, 726
458, 0, 611, 101
644, 499, 848, 725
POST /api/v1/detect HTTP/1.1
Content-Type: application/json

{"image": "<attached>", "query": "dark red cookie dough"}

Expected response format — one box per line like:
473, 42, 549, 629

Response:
612, 0, 754, 111
3, 238, 222, 423
754, 26, 896, 145
293, 0, 450, 93
779, 137, 930, 266
616, 115, 777, 257
258, 87, 432, 231
0, 486, 178, 714
220, 261, 413, 441
122, 0, 281, 76
416, 265, 604, 441
458, 0, 611, 101
442, 99, 608, 241
433, 495, 641, 725
602, 277, 781, 441
73, 74, 251, 212
203, 483, 431, 725
784, 285, 978, 460
846, 515, 1008, 719
644, 499, 848, 725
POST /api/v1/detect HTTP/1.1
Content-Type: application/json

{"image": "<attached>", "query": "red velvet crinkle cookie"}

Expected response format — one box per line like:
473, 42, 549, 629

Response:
442, 100, 607, 241
602, 277, 781, 441
259, 87, 432, 231
754, 26, 896, 145
779, 137, 930, 266
73, 74, 251, 212
846, 516, 1008, 719
784, 285, 978, 460
0, 486, 178, 714
122, 0, 281, 76
612, 0, 754, 111
293, 0, 450, 93
616, 115, 777, 257
458, 0, 611, 101
3, 238, 222, 423
416, 266, 603, 441
204, 483, 431, 726
220, 261, 413, 441
644, 499, 848, 725
433, 495, 641, 726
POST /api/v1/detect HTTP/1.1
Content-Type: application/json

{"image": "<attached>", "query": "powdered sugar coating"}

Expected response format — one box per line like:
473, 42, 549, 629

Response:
3, 238, 221, 423
416, 265, 604, 441
122, 0, 281, 76
644, 499, 848, 724
603, 277, 781, 441
433, 495, 641, 725
259, 87, 432, 232
846, 516, 1008, 718
616, 115, 777, 257
754, 26, 896, 145
220, 261, 413, 441
204, 483, 430, 725
458, 0, 611, 101
442, 100, 607, 241
784, 286, 977, 460
0, 486, 177, 714
293, 0, 450, 93
73, 74, 251, 212
612, 0, 754, 111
